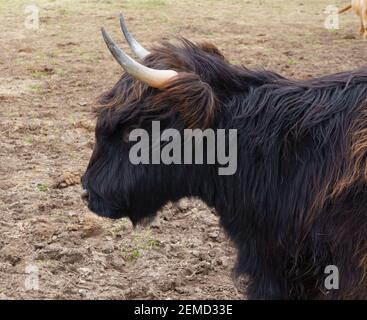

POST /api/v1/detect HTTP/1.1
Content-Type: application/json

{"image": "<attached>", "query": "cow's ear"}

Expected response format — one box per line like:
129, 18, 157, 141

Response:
153, 72, 217, 129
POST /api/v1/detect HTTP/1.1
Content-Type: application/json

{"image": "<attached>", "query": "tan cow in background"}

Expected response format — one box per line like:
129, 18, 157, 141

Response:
339, 0, 367, 39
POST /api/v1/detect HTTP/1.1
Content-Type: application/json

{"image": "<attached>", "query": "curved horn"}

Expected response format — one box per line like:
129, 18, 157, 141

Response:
101, 27, 178, 89
119, 13, 150, 59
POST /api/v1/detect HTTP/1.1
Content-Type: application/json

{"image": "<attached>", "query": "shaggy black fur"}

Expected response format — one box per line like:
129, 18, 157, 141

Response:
82, 39, 367, 299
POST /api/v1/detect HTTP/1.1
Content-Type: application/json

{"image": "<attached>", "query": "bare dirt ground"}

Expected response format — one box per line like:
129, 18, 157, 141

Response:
0, 0, 366, 299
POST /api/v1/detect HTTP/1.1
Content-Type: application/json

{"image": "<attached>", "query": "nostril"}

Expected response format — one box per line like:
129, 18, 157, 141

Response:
81, 189, 89, 202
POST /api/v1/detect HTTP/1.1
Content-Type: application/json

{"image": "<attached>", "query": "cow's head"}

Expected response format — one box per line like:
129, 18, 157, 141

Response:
81, 15, 240, 224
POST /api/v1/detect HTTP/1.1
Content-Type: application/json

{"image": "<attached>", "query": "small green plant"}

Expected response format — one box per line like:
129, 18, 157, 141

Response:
55, 68, 66, 76
122, 248, 141, 262
121, 233, 161, 262
25, 137, 33, 144
287, 59, 297, 65
36, 184, 48, 192
31, 71, 46, 78
27, 84, 43, 92
146, 239, 161, 249
130, 249, 140, 259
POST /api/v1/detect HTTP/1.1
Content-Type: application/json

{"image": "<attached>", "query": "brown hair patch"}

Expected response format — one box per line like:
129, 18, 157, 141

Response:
152, 72, 217, 129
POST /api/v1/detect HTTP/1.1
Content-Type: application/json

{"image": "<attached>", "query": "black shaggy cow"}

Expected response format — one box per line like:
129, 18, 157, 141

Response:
82, 15, 367, 299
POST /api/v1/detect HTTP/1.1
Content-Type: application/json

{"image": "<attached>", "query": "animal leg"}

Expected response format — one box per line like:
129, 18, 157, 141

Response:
359, 18, 365, 35
233, 240, 291, 299
363, 9, 367, 39
246, 274, 290, 300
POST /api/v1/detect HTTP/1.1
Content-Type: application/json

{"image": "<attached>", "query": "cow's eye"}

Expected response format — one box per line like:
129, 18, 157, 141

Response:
122, 127, 136, 143
123, 130, 130, 143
